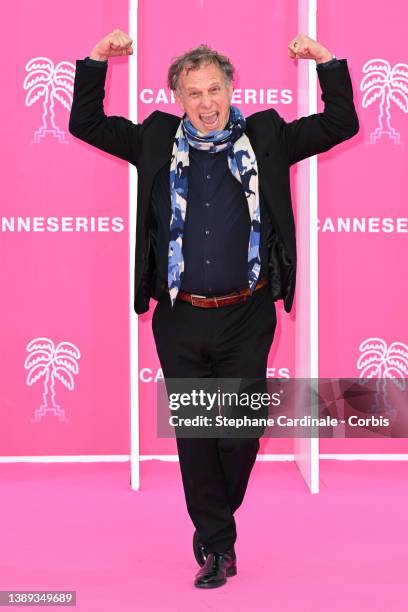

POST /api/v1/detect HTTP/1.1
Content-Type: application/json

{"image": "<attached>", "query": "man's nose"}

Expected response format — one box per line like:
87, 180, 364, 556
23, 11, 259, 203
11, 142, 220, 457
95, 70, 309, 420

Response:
200, 94, 213, 109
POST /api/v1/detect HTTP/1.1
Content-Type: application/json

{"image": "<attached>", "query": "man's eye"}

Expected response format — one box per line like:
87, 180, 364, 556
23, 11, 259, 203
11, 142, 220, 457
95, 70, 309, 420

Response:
210, 88, 220, 93
190, 92, 199, 98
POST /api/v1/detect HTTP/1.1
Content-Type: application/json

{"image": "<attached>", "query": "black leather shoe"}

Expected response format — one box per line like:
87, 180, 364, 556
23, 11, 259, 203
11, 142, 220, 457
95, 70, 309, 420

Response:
193, 530, 208, 567
194, 549, 237, 589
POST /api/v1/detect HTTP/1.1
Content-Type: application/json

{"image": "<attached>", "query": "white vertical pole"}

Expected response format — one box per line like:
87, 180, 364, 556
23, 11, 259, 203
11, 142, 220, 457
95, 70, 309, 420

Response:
308, 0, 319, 383
129, 0, 140, 490
294, 0, 319, 493
307, 0, 319, 493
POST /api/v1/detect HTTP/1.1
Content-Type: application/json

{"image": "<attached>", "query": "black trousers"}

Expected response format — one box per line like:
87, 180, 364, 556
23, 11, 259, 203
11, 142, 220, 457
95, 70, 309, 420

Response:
152, 284, 277, 553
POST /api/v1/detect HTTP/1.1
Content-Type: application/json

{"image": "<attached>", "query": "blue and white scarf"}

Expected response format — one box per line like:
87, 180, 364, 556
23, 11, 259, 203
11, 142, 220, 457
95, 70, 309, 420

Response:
168, 105, 260, 305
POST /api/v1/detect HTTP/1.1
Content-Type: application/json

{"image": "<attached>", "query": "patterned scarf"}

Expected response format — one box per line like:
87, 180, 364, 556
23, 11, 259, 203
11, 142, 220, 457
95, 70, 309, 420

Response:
168, 105, 260, 305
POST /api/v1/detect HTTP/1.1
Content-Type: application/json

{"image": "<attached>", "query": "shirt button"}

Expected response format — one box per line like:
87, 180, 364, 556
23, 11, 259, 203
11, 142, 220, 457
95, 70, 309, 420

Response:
205, 202, 211, 207
205, 259, 211, 265
206, 174, 211, 180
205, 230, 210, 236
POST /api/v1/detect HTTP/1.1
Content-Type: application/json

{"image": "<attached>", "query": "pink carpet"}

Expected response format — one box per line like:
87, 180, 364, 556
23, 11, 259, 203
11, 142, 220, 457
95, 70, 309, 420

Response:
1, 459, 407, 611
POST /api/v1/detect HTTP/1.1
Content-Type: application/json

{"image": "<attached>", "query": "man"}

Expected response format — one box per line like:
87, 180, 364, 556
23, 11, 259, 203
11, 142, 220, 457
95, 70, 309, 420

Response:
69, 29, 359, 589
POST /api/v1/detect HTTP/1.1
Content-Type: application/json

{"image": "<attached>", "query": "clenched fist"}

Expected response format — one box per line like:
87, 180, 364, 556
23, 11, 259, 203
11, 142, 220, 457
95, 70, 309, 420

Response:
288, 33, 333, 63
89, 29, 133, 61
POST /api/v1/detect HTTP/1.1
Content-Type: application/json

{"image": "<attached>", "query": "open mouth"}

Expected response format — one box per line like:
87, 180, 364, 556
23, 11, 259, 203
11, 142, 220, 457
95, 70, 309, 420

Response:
199, 111, 219, 128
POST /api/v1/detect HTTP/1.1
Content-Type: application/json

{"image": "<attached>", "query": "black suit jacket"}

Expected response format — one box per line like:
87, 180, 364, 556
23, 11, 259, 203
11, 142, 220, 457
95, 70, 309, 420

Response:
69, 59, 359, 314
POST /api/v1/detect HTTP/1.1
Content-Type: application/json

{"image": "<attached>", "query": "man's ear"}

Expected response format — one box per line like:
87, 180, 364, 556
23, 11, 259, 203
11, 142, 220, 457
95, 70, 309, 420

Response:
228, 82, 234, 101
174, 90, 185, 113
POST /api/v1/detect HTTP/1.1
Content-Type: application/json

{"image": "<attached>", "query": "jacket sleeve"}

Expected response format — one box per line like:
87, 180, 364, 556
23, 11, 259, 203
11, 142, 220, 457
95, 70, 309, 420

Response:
276, 59, 359, 165
68, 59, 156, 166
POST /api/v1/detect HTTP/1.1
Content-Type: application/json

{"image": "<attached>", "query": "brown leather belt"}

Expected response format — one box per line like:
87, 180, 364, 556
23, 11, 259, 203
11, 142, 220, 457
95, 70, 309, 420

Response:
170, 277, 268, 308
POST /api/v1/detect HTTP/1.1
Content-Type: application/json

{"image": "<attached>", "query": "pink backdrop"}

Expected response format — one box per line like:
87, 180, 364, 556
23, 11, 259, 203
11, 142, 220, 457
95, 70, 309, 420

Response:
317, 0, 408, 454
137, 0, 298, 456
0, 0, 131, 455
0, 0, 406, 457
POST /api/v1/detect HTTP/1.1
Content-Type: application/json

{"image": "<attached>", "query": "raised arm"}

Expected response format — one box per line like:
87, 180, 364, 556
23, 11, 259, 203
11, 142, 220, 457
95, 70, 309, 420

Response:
69, 29, 150, 166
278, 33, 359, 165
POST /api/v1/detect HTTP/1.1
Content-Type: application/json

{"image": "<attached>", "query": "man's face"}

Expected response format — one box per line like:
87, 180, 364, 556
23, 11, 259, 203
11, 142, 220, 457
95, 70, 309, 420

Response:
174, 62, 233, 133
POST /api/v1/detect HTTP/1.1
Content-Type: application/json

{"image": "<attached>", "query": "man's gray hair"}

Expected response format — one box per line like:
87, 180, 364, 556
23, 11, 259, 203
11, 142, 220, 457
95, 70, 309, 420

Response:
167, 44, 235, 91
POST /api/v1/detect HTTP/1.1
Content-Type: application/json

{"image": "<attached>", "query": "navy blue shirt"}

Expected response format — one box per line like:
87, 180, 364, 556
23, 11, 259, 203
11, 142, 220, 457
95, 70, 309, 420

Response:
151, 147, 271, 295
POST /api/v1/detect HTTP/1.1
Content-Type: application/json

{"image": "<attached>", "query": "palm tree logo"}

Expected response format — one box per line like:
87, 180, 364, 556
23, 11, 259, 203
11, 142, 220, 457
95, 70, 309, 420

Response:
360, 58, 408, 145
25, 337, 81, 423
23, 57, 75, 144
357, 337, 408, 415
